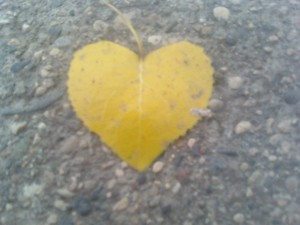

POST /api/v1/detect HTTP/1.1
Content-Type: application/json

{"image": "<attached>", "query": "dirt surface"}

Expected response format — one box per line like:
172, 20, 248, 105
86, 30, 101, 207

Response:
1, 0, 300, 224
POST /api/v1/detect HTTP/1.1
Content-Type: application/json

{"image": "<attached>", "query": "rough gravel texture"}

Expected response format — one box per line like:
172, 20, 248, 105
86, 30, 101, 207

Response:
1, 0, 300, 225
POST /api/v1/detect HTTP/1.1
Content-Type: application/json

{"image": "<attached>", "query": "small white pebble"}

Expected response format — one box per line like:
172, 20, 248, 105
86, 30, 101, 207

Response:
187, 138, 196, 148
152, 161, 164, 173
228, 76, 243, 89
172, 182, 181, 194
107, 179, 116, 190
46, 214, 58, 225
268, 155, 277, 161
240, 162, 249, 171
246, 187, 253, 197
49, 48, 61, 57
213, 6, 230, 20
233, 213, 245, 224
35, 86, 48, 96
208, 99, 224, 110
147, 35, 162, 45
54, 200, 68, 211
235, 121, 252, 134
115, 168, 124, 178
10, 121, 27, 135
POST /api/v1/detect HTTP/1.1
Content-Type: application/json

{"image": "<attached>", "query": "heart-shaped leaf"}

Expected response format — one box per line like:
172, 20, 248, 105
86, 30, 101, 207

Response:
68, 40, 213, 171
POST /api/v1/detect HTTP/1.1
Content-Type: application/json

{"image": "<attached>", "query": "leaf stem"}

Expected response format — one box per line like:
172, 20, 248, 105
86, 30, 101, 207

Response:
101, 0, 144, 57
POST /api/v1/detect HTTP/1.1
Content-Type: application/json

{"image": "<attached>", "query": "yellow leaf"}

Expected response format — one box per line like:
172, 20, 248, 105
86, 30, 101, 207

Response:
68, 41, 213, 171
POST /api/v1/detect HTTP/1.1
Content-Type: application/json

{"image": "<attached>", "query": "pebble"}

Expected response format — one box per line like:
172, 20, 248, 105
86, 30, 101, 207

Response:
83, 180, 97, 192
5, 203, 13, 211
246, 187, 253, 197
235, 121, 252, 134
73, 197, 92, 216
285, 176, 298, 193
59, 136, 79, 154
47, 214, 58, 225
54, 36, 72, 47
50, 0, 64, 8
136, 174, 147, 185
172, 182, 181, 194
208, 99, 224, 111
283, 90, 300, 105
14, 82, 26, 95
57, 188, 74, 198
107, 179, 116, 190
240, 162, 249, 171
147, 35, 162, 45
187, 138, 196, 148
35, 85, 48, 97
228, 76, 243, 89
115, 168, 124, 178
269, 134, 282, 146
113, 197, 129, 211
233, 213, 245, 224
93, 20, 108, 32
22, 23, 30, 31
54, 199, 69, 211
58, 215, 73, 225
268, 35, 279, 43
213, 7, 230, 20
281, 141, 291, 154
10, 121, 27, 134
248, 170, 262, 185
278, 119, 295, 133
50, 48, 61, 57
229, 0, 240, 4
11, 60, 30, 73
152, 161, 165, 173
23, 183, 43, 198
48, 25, 62, 39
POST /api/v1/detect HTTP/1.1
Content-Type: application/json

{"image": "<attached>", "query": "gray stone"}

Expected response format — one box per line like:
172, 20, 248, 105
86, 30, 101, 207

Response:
10, 60, 31, 73
54, 36, 72, 47
285, 176, 299, 193
50, 0, 64, 8
283, 90, 300, 104
48, 25, 62, 39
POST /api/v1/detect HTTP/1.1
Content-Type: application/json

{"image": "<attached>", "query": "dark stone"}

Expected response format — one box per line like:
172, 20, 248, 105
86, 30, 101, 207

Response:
136, 173, 147, 185
225, 34, 238, 46
161, 204, 172, 215
48, 25, 62, 39
10, 60, 30, 73
69, 10, 75, 16
283, 90, 300, 105
207, 156, 228, 172
73, 196, 92, 216
58, 215, 74, 225
89, 187, 105, 201
173, 154, 184, 167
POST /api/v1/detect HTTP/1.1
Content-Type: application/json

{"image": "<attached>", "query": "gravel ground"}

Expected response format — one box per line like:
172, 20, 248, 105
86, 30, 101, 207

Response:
1, 0, 300, 224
